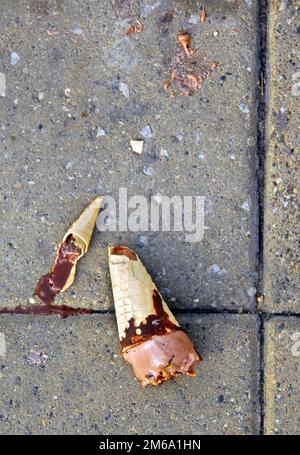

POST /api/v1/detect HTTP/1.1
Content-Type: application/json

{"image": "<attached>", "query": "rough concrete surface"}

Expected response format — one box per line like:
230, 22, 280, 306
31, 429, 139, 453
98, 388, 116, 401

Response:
0, 0, 299, 438
0, 314, 260, 435
264, 317, 300, 435
262, 0, 300, 312
0, 0, 259, 311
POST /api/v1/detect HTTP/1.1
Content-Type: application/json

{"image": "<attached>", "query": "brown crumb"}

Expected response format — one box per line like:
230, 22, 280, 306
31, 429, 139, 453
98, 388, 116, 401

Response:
177, 32, 190, 49
126, 19, 144, 35
163, 32, 219, 97
177, 32, 196, 57
46, 30, 59, 36
163, 81, 171, 92
41, 418, 47, 427
199, 6, 207, 24
181, 74, 201, 94
41, 28, 59, 36
256, 294, 265, 304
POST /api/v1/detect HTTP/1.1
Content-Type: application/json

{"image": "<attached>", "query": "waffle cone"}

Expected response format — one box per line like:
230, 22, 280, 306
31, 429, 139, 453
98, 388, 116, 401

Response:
108, 246, 179, 347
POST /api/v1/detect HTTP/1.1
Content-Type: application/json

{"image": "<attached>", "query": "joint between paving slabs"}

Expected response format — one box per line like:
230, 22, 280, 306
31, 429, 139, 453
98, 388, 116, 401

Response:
255, 0, 268, 307
258, 314, 265, 435
1, 307, 300, 318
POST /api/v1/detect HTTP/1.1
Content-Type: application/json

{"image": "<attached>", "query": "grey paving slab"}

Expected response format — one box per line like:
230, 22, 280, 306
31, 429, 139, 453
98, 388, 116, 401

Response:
0, 313, 261, 434
264, 317, 300, 435
262, 1, 300, 312
0, 0, 259, 310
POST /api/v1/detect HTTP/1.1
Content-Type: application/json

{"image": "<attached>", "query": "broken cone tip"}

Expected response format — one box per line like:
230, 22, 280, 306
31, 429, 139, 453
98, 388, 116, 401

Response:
108, 246, 137, 260
91, 195, 104, 208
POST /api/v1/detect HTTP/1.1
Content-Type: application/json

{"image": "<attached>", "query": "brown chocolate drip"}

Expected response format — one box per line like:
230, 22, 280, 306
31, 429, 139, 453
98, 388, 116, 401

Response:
35, 235, 82, 305
0, 304, 93, 319
110, 246, 137, 260
120, 289, 180, 351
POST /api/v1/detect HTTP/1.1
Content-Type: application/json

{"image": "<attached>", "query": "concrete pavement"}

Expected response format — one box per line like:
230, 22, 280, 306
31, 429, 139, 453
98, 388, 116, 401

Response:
0, 0, 299, 436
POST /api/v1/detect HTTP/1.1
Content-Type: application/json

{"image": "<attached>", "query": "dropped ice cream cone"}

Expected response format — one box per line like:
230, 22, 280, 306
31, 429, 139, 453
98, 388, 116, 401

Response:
35, 195, 103, 304
108, 246, 201, 387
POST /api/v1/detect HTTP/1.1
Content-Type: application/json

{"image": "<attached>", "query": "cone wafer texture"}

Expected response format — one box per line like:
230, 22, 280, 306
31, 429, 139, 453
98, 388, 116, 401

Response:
35, 196, 103, 304
62, 195, 103, 253
109, 246, 201, 386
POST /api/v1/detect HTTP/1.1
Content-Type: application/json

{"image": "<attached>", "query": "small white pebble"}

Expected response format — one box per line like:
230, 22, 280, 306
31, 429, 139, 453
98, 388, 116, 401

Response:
230, 153, 236, 160
279, 106, 286, 114
130, 139, 143, 155
194, 131, 201, 143
0, 73, 6, 97
242, 201, 250, 211
197, 153, 205, 160
28, 297, 36, 304
11, 52, 20, 65
37, 92, 44, 101
143, 165, 155, 176
247, 287, 257, 297
139, 235, 148, 246
96, 127, 106, 137
188, 14, 199, 24
139, 125, 153, 139
247, 136, 256, 147
64, 88, 71, 98
91, 95, 98, 105
28, 181, 35, 185
239, 103, 250, 114
209, 264, 221, 274
160, 148, 169, 157
213, 31, 219, 37
247, 66, 252, 72
279, 0, 288, 11
119, 82, 129, 98
71, 25, 83, 35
